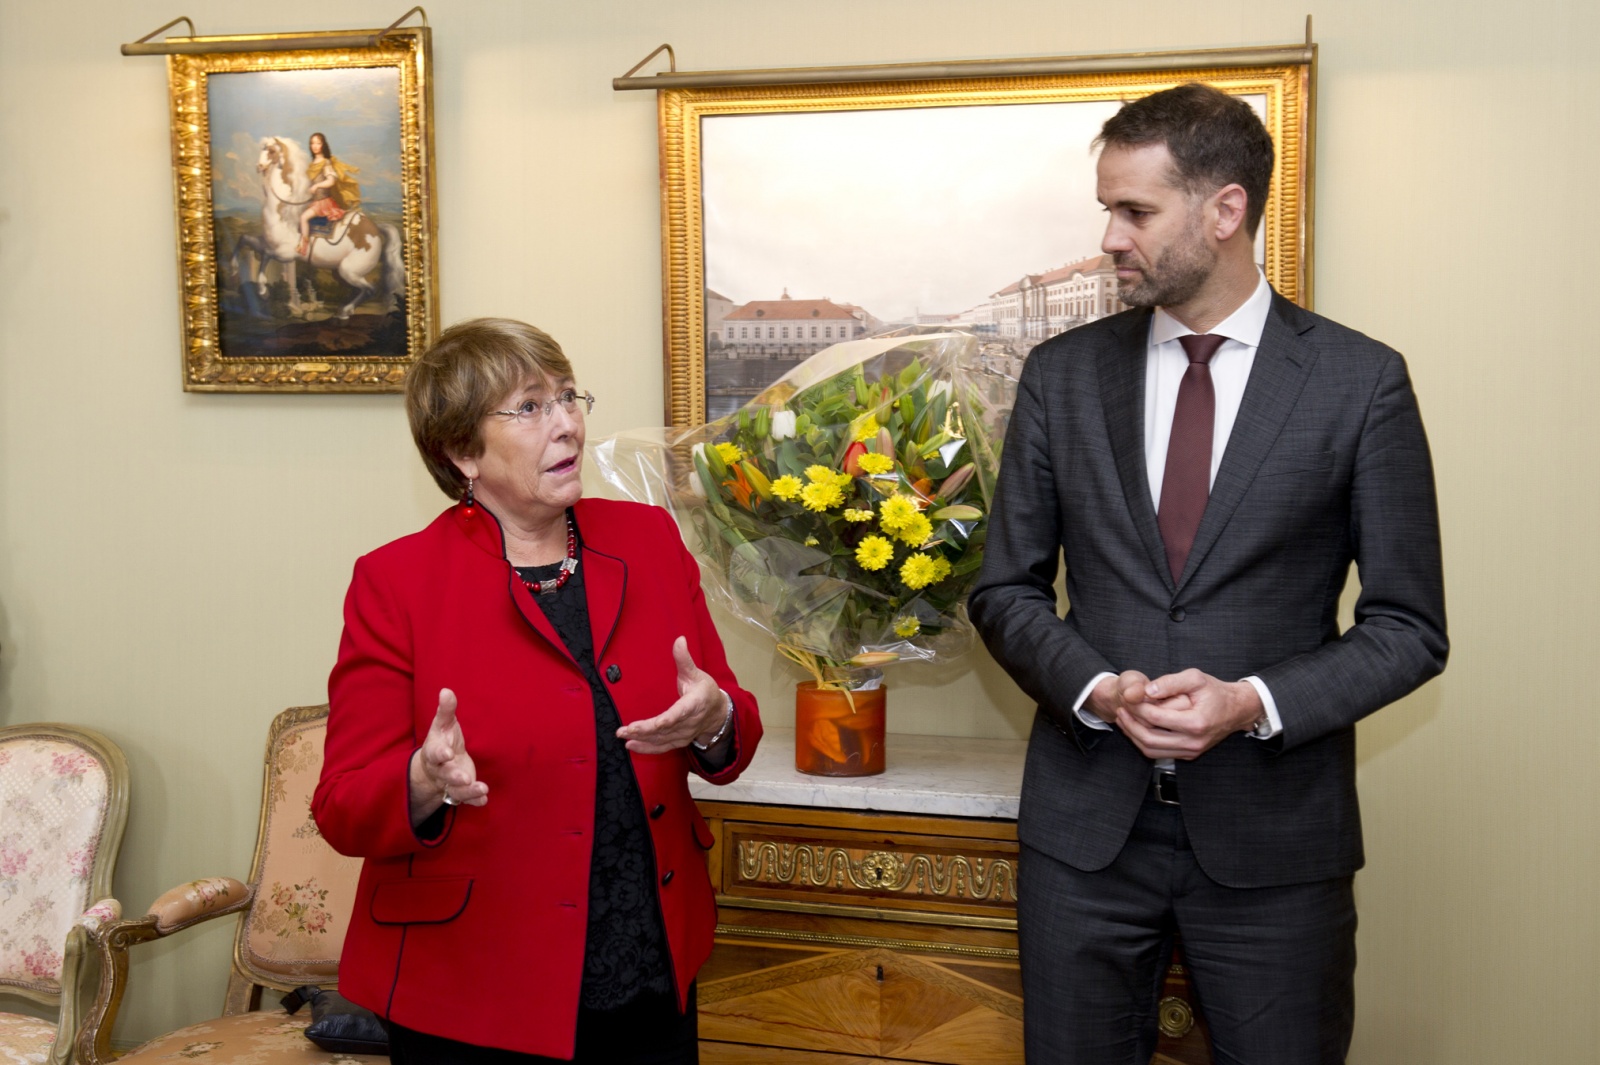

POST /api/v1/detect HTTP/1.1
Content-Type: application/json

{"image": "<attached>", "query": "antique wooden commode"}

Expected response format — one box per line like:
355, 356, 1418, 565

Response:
690, 728, 1211, 1065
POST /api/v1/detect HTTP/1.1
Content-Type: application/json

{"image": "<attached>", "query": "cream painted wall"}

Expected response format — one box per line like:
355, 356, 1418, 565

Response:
1, 1, 1594, 1060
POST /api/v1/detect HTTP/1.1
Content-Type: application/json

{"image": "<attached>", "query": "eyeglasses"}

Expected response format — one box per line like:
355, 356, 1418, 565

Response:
489, 389, 596, 426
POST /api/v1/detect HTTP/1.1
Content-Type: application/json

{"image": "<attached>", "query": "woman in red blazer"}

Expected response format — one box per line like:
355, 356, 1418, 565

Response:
313, 318, 761, 1063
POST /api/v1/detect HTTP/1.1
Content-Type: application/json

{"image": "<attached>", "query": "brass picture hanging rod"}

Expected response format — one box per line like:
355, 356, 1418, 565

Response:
121, 6, 428, 56
615, 15, 1314, 91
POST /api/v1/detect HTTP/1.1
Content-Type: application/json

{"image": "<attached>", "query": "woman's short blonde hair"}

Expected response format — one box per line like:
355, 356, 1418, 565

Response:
405, 317, 574, 499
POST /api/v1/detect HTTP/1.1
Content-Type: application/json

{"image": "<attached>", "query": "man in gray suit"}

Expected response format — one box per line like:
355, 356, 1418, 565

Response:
969, 84, 1447, 1064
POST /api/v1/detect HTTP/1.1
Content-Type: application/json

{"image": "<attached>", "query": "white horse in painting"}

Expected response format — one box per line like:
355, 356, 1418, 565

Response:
229, 135, 405, 320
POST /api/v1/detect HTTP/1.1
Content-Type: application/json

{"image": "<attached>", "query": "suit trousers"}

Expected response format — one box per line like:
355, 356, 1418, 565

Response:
1018, 797, 1356, 1065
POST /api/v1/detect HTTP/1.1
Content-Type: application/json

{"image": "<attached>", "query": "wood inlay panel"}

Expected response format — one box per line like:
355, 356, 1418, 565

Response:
696, 799, 1211, 1065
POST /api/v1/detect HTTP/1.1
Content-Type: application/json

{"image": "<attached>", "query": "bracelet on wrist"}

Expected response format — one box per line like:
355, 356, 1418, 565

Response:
691, 691, 735, 750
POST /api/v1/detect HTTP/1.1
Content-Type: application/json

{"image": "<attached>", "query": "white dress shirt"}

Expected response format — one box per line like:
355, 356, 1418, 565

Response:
1073, 271, 1285, 753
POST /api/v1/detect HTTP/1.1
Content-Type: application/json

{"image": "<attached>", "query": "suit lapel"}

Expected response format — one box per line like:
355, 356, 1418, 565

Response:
509, 575, 578, 666
1098, 310, 1174, 590
1177, 295, 1319, 590
579, 544, 626, 666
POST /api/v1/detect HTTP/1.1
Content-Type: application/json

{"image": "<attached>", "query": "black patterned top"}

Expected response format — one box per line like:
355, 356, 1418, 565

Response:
517, 546, 673, 1010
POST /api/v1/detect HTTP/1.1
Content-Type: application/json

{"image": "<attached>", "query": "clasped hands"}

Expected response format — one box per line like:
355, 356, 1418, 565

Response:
408, 636, 729, 824
1087, 668, 1263, 761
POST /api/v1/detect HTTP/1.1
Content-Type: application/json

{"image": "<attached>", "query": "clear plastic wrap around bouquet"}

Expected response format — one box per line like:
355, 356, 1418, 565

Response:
589, 332, 1017, 689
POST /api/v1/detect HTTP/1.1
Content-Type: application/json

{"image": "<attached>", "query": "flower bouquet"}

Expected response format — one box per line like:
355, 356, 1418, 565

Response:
589, 331, 1017, 774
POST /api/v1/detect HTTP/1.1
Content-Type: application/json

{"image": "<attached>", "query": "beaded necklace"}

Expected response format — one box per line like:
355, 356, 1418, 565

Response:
520, 514, 578, 595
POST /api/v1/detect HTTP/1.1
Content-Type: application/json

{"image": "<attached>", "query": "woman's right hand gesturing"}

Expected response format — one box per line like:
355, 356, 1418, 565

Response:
408, 688, 489, 826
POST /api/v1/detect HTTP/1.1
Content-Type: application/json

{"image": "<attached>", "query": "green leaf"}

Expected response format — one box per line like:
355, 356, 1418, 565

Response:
951, 553, 985, 576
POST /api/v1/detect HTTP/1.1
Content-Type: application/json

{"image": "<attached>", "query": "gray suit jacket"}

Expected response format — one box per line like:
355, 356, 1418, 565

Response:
969, 293, 1447, 889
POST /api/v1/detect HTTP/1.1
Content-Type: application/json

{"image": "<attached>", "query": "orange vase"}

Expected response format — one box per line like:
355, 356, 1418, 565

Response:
794, 682, 886, 777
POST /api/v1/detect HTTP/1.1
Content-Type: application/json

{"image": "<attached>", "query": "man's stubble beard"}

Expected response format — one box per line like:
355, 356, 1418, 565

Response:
1114, 210, 1216, 310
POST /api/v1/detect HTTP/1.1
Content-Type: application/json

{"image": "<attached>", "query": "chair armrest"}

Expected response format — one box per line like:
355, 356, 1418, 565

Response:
147, 877, 252, 933
40, 900, 123, 1065
75, 878, 254, 1065
76, 897, 123, 932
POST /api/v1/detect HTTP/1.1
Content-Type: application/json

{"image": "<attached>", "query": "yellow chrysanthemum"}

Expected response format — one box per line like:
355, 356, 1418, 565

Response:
843, 508, 874, 522
893, 512, 933, 547
857, 452, 894, 476
804, 464, 836, 484
804, 536, 819, 547
854, 415, 881, 442
800, 480, 845, 512
770, 475, 802, 501
893, 615, 921, 638
929, 555, 952, 582
878, 494, 919, 532
899, 553, 940, 590
714, 442, 745, 464
855, 535, 894, 571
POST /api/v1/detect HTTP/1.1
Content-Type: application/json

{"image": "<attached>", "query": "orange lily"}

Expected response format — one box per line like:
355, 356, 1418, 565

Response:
723, 465, 755, 510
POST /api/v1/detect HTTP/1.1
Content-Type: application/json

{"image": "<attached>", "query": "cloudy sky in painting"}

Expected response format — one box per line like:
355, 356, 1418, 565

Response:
208, 67, 402, 213
702, 95, 1266, 322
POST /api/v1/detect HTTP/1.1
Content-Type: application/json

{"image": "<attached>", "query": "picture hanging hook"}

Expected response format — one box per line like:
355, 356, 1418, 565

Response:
126, 15, 197, 52
621, 43, 678, 81
376, 6, 429, 45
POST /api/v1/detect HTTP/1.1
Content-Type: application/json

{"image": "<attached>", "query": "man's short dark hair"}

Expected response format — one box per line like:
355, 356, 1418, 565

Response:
1095, 82, 1275, 237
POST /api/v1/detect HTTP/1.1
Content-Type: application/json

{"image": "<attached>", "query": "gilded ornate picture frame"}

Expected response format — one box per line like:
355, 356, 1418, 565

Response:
166, 27, 436, 392
657, 56, 1312, 427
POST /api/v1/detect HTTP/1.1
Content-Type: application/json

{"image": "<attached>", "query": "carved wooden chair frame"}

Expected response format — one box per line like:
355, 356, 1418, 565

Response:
76, 704, 343, 1065
0, 722, 129, 1065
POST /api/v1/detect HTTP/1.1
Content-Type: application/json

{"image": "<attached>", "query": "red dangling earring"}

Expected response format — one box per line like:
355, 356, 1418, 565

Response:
462, 477, 476, 518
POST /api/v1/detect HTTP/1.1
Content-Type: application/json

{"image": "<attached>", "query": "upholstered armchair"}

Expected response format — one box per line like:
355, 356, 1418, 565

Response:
78, 705, 376, 1065
0, 723, 129, 1065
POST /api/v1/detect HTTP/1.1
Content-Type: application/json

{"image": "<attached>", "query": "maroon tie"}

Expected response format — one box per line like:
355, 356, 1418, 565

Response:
1158, 334, 1225, 582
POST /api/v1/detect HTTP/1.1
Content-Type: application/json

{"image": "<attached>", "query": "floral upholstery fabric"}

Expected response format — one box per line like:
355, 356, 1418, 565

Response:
0, 1013, 55, 1065
0, 735, 110, 993
117, 1010, 381, 1065
241, 720, 361, 983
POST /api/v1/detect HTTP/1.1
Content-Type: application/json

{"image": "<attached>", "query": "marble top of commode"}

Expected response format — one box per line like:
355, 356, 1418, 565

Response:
687, 726, 1027, 820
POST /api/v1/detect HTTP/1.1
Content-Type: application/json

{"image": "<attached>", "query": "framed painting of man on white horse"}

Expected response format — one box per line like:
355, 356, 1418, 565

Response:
164, 27, 436, 391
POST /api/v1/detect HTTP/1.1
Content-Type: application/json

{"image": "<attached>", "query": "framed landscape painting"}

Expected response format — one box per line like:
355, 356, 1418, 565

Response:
656, 56, 1312, 426
165, 27, 437, 391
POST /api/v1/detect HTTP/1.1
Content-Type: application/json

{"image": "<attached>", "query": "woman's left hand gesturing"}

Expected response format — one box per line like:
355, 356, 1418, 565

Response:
617, 636, 732, 754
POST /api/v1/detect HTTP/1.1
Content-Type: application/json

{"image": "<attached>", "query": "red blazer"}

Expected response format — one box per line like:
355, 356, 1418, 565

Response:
313, 498, 761, 1059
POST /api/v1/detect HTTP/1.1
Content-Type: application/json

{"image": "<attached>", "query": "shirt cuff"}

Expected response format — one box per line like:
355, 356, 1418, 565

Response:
1073, 672, 1117, 731
1242, 676, 1283, 739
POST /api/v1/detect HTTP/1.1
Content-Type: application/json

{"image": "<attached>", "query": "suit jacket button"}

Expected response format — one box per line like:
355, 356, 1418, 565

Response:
660, 869, 674, 885
1169, 607, 1186, 622
606, 664, 622, 683
650, 803, 666, 819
